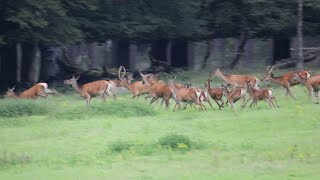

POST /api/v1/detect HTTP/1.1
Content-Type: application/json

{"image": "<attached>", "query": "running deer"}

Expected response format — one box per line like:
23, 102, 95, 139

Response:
4, 83, 60, 101
204, 79, 224, 109
261, 65, 311, 100
293, 73, 320, 103
210, 66, 260, 88
243, 81, 279, 108
168, 77, 205, 111
118, 66, 150, 99
140, 71, 174, 108
64, 75, 114, 106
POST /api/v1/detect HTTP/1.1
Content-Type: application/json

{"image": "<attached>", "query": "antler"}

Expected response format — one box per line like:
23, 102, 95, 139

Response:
118, 66, 126, 81
8, 85, 16, 91
265, 65, 274, 74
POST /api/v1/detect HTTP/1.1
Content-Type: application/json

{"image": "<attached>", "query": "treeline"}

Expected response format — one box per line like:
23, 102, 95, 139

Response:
0, 0, 320, 87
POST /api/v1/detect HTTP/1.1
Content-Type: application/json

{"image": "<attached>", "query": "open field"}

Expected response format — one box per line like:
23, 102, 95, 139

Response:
0, 71, 320, 179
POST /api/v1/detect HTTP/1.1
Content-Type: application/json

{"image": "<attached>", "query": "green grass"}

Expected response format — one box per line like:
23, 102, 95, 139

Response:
0, 71, 320, 179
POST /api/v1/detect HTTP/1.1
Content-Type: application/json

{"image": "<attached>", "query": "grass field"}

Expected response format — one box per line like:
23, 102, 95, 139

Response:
0, 71, 320, 179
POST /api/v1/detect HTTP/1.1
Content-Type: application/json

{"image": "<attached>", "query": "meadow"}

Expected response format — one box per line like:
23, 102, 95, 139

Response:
0, 70, 320, 179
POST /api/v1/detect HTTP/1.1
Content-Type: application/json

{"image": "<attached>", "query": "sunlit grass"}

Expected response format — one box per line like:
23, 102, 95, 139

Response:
0, 70, 320, 179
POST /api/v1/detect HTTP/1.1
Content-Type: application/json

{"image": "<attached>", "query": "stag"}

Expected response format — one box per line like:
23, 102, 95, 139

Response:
118, 66, 150, 99
210, 66, 260, 88
4, 83, 60, 101
64, 76, 114, 106
293, 73, 320, 103
261, 65, 311, 100
204, 79, 224, 109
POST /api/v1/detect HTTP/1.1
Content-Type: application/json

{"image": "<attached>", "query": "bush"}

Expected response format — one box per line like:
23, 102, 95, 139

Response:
0, 100, 48, 117
158, 134, 192, 150
109, 141, 133, 153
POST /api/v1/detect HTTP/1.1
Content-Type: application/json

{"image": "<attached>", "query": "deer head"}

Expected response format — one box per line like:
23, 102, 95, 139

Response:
64, 75, 80, 85
209, 66, 223, 78
261, 65, 274, 82
4, 85, 16, 98
204, 79, 212, 88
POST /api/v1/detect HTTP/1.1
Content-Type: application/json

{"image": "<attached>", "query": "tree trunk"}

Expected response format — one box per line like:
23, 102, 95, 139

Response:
104, 40, 112, 68
16, 43, 22, 82
296, 0, 304, 69
267, 38, 274, 65
171, 40, 188, 67
216, 38, 226, 66
87, 42, 96, 69
129, 43, 139, 70
202, 40, 214, 68
187, 41, 195, 70
244, 39, 254, 66
28, 42, 41, 83
166, 40, 172, 66
229, 33, 248, 69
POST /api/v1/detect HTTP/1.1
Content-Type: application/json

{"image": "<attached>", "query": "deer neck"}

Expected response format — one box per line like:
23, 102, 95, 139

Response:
72, 81, 82, 94
268, 76, 285, 86
296, 77, 307, 85
217, 70, 230, 83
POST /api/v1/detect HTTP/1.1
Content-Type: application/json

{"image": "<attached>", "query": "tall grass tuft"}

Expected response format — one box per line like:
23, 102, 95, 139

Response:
0, 100, 48, 117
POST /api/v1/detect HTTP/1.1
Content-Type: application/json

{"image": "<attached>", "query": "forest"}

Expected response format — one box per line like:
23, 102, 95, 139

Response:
0, 0, 320, 90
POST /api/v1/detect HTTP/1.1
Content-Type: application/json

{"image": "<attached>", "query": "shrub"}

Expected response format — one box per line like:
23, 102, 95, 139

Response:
0, 100, 48, 117
158, 134, 192, 150
109, 141, 133, 153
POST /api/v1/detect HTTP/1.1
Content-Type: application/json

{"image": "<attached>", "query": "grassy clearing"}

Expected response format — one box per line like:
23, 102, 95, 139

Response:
0, 70, 320, 179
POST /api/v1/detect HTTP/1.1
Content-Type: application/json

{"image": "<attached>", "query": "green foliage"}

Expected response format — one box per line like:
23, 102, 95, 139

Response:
159, 134, 192, 150
109, 141, 133, 153
0, 100, 48, 117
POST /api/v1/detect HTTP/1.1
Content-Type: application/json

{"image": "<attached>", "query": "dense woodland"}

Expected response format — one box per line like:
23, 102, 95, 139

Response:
1, 0, 320, 90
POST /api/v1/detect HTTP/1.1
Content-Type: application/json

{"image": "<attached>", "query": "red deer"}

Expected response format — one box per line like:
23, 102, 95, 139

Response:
210, 66, 260, 88
221, 83, 247, 112
168, 77, 205, 111
118, 66, 149, 99
243, 81, 279, 108
261, 65, 311, 100
139, 71, 174, 108
293, 73, 320, 103
64, 76, 114, 106
204, 79, 224, 109
4, 83, 60, 101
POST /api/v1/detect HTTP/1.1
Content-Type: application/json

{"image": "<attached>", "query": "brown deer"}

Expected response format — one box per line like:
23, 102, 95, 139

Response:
118, 66, 150, 99
168, 77, 205, 111
210, 66, 260, 88
243, 81, 279, 108
292, 73, 320, 103
140, 71, 174, 108
261, 65, 311, 100
220, 84, 239, 112
64, 76, 114, 106
204, 79, 224, 109
4, 83, 60, 101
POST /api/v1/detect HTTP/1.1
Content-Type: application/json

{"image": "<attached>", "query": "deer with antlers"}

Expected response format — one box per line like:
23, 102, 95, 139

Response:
64, 76, 114, 106
117, 66, 151, 99
168, 77, 205, 111
204, 79, 224, 109
4, 83, 60, 101
292, 73, 320, 103
261, 65, 311, 100
243, 81, 279, 108
210, 66, 260, 88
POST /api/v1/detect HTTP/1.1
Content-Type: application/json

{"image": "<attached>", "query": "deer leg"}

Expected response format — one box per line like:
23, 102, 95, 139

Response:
206, 99, 214, 110
249, 99, 255, 108
316, 90, 320, 104
105, 90, 116, 100
286, 87, 296, 100
242, 98, 251, 108
150, 97, 159, 105
272, 96, 280, 108
100, 92, 106, 102
145, 94, 153, 100
220, 99, 225, 108
183, 102, 188, 109
265, 98, 274, 108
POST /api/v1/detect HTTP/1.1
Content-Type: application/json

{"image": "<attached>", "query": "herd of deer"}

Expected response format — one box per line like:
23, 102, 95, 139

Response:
4, 65, 319, 112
